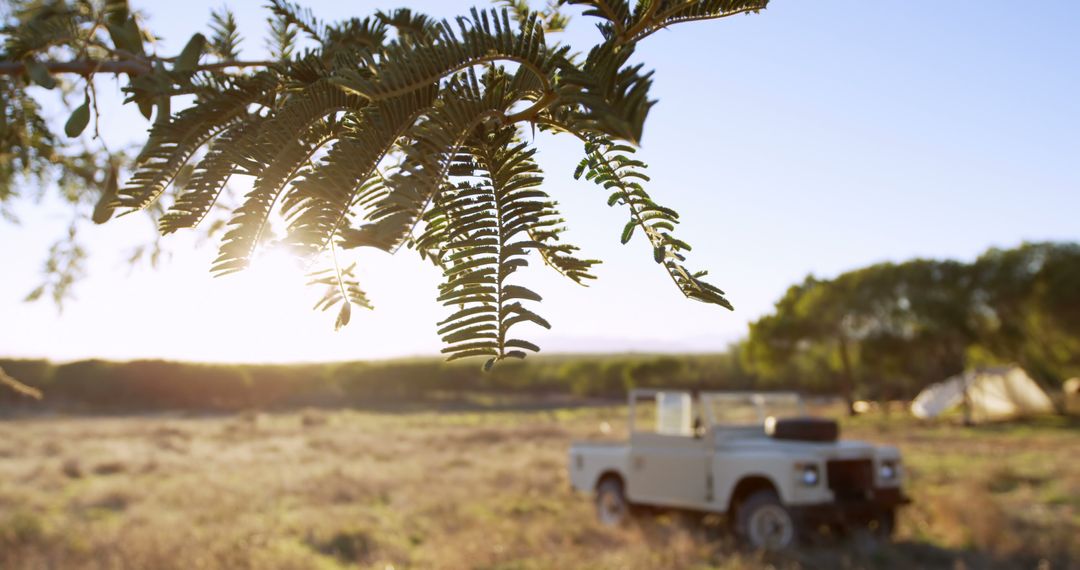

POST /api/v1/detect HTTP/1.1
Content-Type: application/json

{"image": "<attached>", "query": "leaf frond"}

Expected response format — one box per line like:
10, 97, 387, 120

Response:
117, 72, 281, 211
577, 137, 733, 309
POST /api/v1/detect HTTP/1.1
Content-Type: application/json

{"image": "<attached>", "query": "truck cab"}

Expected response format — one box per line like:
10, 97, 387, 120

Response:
568, 389, 909, 549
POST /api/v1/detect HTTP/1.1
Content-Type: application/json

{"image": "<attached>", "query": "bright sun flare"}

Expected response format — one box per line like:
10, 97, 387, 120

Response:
186, 247, 335, 362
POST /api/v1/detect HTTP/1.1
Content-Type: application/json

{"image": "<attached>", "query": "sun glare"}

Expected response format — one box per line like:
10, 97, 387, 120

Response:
244, 247, 309, 295
193, 247, 328, 362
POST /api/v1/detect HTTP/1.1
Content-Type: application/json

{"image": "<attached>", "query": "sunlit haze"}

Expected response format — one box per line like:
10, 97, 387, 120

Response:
2, 0, 1078, 363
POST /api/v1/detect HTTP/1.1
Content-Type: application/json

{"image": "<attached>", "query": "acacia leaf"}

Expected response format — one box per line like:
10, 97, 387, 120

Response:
176, 33, 207, 72
26, 61, 56, 89
64, 98, 91, 138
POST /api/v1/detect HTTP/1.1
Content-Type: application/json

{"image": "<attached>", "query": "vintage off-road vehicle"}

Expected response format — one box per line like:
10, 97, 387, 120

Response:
568, 390, 909, 550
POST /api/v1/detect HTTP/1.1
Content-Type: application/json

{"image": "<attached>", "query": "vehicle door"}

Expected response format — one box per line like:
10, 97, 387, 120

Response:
625, 390, 711, 509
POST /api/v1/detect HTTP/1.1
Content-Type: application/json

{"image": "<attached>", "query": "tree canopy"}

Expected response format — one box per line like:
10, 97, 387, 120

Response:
0, 0, 769, 368
742, 242, 1080, 407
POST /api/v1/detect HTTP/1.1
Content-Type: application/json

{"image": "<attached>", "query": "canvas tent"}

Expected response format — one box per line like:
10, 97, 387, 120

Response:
1065, 378, 1080, 415
911, 366, 1054, 422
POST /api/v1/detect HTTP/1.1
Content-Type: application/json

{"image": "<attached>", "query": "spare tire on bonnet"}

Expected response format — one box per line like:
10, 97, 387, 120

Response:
764, 416, 839, 442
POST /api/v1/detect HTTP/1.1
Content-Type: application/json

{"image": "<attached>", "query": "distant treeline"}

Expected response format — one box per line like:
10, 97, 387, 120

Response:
0, 354, 760, 411
3, 243, 1076, 413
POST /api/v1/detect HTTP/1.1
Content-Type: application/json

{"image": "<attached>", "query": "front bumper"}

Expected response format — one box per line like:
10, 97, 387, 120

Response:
790, 488, 911, 526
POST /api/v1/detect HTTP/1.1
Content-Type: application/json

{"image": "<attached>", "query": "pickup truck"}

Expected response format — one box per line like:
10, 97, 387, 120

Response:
568, 390, 909, 550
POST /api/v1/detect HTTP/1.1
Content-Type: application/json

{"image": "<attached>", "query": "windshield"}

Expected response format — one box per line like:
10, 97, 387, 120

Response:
703, 393, 805, 426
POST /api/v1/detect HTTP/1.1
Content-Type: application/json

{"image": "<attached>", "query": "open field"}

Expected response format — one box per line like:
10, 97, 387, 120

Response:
0, 405, 1077, 569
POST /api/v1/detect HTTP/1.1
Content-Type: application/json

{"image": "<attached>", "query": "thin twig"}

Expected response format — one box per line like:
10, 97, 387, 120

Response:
0, 367, 42, 400
0, 58, 274, 77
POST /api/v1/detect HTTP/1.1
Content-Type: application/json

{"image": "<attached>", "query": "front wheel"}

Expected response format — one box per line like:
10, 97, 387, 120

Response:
595, 478, 630, 527
736, 490, 798, 551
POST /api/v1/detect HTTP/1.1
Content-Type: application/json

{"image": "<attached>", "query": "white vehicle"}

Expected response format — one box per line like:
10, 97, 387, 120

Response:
568, 390, 910, 550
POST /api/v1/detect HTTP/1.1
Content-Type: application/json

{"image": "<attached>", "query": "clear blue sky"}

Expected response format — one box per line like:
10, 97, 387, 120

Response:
2, 1, 1078, 363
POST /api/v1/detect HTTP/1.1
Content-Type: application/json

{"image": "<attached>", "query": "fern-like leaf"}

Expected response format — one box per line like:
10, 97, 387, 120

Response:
208, 7, 243, 60
374, 8, 440, 46
308, 260, 372, 331
159, 118, 257, 234
556, 39, 655, 144
624, 1, 770, 43
211, 79, 366, 274
212, 117, 344, 275
576, 138, 733, 309
283, 85, 438, 258
331, 8, 567, 103
335, 69, 518, 254
117, 72, 280, 211
268, 0, 324, 44
429, 126, 558, 366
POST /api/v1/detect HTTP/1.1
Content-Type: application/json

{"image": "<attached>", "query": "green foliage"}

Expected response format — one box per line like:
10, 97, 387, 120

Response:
175, 33, 207, 72
23, 223, 86, 306
0, 77, 58, 203
574, 139, 732, 308
498, 0, 569, 33
25, 60, 55, 89
63, 95, 89, 137
428, 125, 560, 366
308, 259, 373, 331
0, 1, 772, 366
561, 0, 767, 43
743, 242, 1080, 400
208, 8, 243, 60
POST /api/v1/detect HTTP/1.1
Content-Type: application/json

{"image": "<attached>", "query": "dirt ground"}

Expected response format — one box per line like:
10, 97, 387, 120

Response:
0, 404, 1076, 569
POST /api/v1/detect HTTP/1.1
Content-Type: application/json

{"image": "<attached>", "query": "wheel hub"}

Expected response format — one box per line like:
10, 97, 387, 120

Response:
748, 504, 794, 549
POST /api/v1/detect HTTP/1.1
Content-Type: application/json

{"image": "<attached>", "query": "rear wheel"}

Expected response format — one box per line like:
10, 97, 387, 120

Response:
595, 478, 630, 527
736, 490, 797, 551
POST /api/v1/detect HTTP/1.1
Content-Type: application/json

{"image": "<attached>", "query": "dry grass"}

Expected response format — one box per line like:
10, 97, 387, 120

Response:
0, 406, 1076, 570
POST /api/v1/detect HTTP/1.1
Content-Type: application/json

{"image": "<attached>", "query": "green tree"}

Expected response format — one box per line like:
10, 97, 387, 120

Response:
743, 243, 1080, 406
970, 243, 1080, 383
0, 0, 765, 369
742, 275, 867, 413
742, 260, 973, 410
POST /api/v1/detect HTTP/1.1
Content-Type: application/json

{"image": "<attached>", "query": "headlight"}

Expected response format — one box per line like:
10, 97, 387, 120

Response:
799, 464, 820, 486
879, 461, 897, 480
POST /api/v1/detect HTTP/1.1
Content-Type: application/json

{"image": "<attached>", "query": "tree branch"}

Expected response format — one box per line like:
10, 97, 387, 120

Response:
0, 366, 42, 400
619, 1, 661, 44
0, 59, 150, 76
627, 6, 765, 44
503, 90, 557, 124
0, 58, 275, 77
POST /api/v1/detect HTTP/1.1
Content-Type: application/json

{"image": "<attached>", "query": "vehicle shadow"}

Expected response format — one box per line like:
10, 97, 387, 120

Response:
633, 511, 1069, 570
784, 539, 1068, 570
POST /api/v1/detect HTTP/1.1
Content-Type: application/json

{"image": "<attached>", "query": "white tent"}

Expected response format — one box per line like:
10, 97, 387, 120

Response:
911, 366, 1054, 421
1064, 378, 1080, 415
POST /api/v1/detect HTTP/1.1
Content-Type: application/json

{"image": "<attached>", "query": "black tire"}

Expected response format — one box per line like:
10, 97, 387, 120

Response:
595, 478, 631, 527
735, 490, 798, 551
766, 417, 839, 442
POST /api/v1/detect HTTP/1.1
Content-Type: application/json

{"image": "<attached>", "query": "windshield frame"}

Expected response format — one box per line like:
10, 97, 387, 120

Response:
700, 391, 806, 428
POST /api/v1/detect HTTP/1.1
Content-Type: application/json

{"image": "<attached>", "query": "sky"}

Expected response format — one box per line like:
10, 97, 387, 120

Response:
1, 0, 1078, 363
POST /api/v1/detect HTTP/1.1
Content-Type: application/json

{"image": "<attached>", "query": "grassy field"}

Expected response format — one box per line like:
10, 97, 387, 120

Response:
0, 404, 1077, 569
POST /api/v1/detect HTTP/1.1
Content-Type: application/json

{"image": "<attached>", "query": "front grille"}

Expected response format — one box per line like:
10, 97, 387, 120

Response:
826, 459, 874, 502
